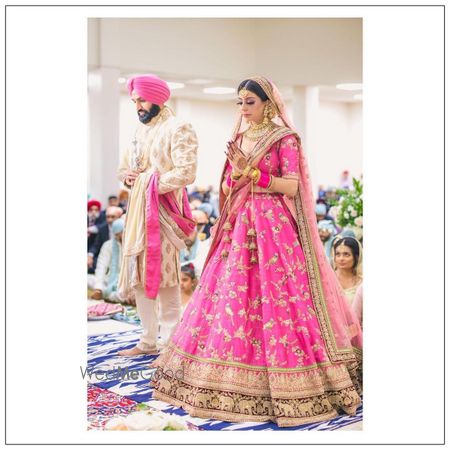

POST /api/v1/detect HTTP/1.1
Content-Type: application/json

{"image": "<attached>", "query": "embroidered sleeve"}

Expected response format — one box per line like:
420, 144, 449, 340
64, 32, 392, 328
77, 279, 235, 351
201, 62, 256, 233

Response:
158, 123, 198, 194
279, 135, 300, 179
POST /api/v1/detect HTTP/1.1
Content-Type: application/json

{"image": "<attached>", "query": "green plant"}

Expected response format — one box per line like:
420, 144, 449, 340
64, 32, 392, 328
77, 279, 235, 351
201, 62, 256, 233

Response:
329, 178, 363, 229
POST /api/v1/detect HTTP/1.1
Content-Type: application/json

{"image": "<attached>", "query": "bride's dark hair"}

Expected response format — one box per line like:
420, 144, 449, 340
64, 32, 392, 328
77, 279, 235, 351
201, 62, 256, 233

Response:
237, 79, 269, 101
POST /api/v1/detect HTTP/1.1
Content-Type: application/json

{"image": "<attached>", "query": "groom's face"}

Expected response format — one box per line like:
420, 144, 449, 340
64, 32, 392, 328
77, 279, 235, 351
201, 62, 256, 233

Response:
131, 92, 153, 119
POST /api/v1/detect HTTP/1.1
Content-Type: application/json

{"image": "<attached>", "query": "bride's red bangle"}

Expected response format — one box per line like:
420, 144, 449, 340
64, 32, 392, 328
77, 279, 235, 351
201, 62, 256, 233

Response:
256, 171, 271, 189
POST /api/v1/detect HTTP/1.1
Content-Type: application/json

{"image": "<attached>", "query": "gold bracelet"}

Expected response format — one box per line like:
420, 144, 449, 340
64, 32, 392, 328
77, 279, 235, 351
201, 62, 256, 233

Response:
251, 168, 261, 184
242, 165, 252, 177
267, 174, 273, 189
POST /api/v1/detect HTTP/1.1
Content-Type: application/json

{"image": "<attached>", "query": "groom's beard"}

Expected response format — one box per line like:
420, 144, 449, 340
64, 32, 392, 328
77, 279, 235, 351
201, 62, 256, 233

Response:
138, 105, 161, 124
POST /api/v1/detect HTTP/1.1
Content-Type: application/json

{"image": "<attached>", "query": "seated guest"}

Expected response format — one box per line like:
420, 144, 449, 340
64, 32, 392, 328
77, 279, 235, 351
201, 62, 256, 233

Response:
87, 199, 103, 250
317, 185, 327, 200
88, 206, 123, 273
98, 195, 120, 223
201, 185, 215, 204
315, 202, 337, 231
180, 229, 199, 263
181, 209, 209, 263
332, 236, 363, 306
196, 202, 213, 239
118, 189, 129, 212
180, 209, 212, 274
318, 219, 337, 261
189, 191, 203, 202
180, 263, 198, 308
89, 218, 125, 303
209, 191, 220, 220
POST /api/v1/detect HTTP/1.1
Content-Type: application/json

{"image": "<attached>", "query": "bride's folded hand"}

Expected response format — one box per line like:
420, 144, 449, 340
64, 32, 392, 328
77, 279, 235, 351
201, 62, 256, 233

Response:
225, 141, 248, 174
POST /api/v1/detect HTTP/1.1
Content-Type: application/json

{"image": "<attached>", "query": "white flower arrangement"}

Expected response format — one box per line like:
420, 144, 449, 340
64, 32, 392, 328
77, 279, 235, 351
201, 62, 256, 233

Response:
105, 410, 189, 431
329, 178, 363, 238
328, 206, 339, 220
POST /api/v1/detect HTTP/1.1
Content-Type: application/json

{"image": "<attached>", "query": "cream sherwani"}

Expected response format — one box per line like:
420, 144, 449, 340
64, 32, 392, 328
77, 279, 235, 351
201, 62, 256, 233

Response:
117, 107, 198, 351
118, 107, 198, 295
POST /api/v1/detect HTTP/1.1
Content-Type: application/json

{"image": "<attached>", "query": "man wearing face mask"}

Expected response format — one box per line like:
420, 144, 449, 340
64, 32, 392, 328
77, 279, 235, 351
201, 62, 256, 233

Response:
117, 74, 198, 356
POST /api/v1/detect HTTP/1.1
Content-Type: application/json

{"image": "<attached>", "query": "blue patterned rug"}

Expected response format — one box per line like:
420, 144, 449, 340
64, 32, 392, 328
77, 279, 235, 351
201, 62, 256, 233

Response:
87, 328, 363, 431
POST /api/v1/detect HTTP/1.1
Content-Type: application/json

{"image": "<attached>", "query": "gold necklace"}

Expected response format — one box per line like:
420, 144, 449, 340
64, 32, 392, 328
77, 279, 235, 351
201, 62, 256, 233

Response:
337, 271, 358, 288
243, 120, 276, 141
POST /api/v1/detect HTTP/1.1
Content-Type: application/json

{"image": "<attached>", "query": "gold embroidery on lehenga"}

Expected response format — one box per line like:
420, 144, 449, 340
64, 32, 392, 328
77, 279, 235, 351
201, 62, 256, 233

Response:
152, 128, 361, 426
151, 345, 361, 426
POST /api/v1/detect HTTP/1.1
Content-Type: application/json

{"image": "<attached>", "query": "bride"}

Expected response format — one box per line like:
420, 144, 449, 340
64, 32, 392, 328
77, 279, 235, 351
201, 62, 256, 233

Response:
150, 76, 362, 427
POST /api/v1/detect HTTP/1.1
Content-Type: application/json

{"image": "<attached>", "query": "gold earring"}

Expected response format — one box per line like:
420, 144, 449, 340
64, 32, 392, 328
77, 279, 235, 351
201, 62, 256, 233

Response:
264, 103, 276, 123
263, 104, 270, 125
269, 103, 277, 119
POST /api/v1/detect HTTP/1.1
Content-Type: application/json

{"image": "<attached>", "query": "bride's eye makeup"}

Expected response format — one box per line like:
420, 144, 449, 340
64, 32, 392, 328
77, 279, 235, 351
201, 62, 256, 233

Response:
236, 100, 256, 105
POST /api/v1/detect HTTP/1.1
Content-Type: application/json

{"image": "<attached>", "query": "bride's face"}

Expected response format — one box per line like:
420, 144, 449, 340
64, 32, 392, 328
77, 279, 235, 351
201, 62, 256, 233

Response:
237, 92, 266, 125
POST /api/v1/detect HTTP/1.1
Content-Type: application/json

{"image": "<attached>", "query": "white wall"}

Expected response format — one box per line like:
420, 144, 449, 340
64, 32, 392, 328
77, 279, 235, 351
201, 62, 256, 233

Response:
91, 18, 361, 86
255, 19, 362, 85
308, 101, 363, 193
114, 95, 362, 197
89, 17, 363, 201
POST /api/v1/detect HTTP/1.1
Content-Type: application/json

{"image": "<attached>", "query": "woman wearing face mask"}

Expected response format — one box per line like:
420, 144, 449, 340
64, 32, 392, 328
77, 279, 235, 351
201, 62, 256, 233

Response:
151, 77, 362, 427
332, 236, 363, 306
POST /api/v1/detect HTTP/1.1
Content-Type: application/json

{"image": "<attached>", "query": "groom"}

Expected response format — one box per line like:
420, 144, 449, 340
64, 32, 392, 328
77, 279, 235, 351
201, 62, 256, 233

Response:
117, 74, 198, 356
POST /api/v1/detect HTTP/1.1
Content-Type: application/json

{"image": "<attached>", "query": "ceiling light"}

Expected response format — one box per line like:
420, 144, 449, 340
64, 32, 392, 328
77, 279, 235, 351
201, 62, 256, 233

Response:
167, 82, 185, 90
203, 87, 235, 95
336, 83, 363, 91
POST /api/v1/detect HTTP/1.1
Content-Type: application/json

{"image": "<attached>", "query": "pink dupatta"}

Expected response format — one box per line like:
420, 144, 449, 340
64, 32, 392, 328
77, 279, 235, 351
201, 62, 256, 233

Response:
145, 173, 195, 298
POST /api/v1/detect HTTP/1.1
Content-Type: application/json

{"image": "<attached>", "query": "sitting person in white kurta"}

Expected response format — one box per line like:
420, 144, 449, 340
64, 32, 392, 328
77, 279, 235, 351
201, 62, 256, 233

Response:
88, 218, 125, 303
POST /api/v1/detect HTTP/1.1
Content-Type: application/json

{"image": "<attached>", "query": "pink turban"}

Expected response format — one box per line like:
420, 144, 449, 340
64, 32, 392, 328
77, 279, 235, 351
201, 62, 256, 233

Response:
127, 74, 171, 105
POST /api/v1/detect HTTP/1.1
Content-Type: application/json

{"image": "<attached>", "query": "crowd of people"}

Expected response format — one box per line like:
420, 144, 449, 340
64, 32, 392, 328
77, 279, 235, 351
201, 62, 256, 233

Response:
87, 186, 217, 305
87, 180, 363, 327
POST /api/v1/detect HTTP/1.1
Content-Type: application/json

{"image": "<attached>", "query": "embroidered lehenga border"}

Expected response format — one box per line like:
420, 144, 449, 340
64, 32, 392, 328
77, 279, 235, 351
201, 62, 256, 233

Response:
152, 343, 361, 426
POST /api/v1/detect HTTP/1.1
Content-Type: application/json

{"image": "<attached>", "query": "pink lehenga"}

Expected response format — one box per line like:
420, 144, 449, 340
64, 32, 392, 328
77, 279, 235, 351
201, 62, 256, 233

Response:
151, 77, 362, 427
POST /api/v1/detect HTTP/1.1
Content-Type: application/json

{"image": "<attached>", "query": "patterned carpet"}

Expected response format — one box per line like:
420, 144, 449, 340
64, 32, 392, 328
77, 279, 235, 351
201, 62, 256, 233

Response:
87, 328, 363, 431
87, 384, 200, 430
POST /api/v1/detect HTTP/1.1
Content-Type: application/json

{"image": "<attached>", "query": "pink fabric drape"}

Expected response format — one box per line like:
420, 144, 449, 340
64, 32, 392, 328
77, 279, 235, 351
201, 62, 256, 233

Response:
145, 173, 195, 299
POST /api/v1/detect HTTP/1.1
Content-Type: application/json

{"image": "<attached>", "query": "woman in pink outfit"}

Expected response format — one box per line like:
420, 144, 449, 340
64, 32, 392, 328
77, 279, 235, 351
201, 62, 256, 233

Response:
151, 76, 362, 427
